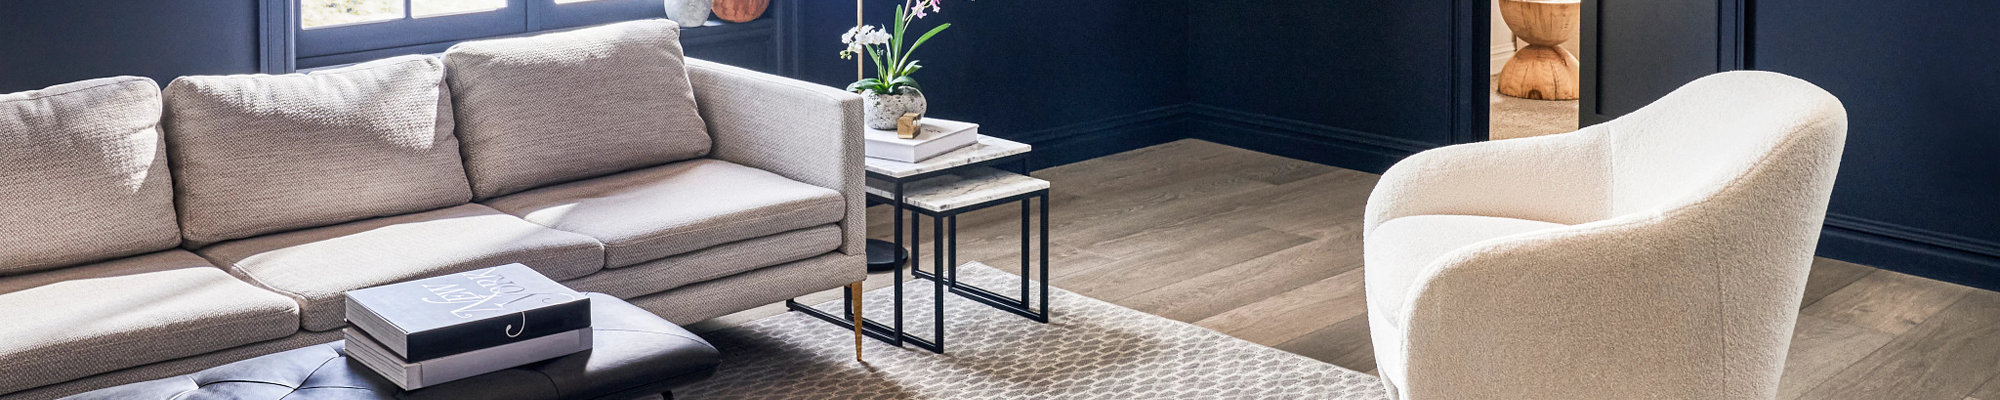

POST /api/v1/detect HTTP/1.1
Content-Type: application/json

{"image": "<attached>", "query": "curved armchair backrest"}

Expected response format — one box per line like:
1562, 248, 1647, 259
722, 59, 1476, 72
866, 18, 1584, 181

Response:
1583, 71, 1847, 399
1374, 71, 1849, 400
1603, 71, 1847, 218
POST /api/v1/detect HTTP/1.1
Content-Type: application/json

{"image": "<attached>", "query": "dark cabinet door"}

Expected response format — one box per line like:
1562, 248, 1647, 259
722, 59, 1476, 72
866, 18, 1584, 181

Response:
1579, 0, 1745, 125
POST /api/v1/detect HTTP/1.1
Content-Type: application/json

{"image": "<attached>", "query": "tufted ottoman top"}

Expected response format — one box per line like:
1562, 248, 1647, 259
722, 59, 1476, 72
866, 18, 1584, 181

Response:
62, 293, 718, 400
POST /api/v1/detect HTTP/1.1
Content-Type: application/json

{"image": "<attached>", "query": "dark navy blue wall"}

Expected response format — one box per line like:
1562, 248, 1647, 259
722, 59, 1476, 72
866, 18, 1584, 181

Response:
1754, 0, 2000, 289
791, 0, 1191, 168
0, 0, 262, 93
1185, 0, 1468, 172
2, 0, 1995, 289
1192, 0, 1453, 143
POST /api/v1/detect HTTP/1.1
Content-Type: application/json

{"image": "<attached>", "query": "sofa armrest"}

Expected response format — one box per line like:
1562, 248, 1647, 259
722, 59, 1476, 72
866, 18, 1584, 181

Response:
1363, 126, 1614, 237
687, 58, 866, 255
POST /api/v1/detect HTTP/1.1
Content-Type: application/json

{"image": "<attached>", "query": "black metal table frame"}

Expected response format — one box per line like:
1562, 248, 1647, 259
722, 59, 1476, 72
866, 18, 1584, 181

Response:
923, 186, 1051, 324
784, 153, 1044, 353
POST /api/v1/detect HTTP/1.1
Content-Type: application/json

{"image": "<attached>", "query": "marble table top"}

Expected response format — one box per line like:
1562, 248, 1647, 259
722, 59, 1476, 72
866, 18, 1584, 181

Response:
866, 167, 1049, 212
865, 135, 1032, 179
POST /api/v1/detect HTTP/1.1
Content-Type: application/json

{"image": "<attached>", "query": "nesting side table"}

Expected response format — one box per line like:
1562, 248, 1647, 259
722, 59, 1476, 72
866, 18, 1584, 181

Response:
784, 135, 1050, 354
867, 167, 1052, 324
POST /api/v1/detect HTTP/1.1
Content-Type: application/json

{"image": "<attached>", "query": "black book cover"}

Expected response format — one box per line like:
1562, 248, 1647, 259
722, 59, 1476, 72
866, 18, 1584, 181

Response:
344, 263, 590, 362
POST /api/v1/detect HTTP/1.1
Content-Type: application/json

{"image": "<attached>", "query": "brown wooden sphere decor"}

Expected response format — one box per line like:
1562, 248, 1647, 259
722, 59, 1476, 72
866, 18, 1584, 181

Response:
712, 0, 770, 23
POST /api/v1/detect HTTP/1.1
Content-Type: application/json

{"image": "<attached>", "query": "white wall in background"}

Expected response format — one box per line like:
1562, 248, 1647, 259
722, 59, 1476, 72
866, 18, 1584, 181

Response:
1491, 0, 1515, 75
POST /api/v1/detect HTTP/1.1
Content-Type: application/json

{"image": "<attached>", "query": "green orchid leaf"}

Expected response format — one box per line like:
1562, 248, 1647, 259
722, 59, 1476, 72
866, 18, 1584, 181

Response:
846, 78, 884, 93
890, 76, 921, 90
904, 23, 951, 62
865, 47, 889, 82
890, 6, 907, 74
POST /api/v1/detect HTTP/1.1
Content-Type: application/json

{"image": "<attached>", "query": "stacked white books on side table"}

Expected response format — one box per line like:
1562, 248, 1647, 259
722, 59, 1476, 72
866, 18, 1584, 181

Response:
864, 118, 979, 163
342, 263, 593, 390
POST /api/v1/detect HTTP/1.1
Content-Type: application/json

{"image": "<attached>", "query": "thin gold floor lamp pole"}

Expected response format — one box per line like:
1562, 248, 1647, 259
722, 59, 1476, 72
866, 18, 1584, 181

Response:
852, 0, 867, 364
857, 0, 865, 82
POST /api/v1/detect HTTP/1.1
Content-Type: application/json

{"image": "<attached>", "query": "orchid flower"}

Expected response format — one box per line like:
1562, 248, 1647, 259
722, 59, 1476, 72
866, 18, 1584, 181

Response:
839, 25, 891, 59
910, 0, 944, 17
840, 0, 967, 94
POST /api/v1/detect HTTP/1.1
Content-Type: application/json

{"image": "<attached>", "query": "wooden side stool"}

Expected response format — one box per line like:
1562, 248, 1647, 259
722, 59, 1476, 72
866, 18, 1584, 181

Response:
1497, 0, 1582, 100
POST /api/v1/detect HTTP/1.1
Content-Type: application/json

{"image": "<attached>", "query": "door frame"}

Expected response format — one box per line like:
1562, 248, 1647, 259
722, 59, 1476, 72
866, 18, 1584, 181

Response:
1575, 0, 1751, 126
1462, 0, 1751, 130
1450, 0, 1492, 144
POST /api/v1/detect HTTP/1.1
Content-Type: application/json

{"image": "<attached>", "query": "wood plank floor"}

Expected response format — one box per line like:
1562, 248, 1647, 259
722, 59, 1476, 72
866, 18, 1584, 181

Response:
689, 139, 2000, 400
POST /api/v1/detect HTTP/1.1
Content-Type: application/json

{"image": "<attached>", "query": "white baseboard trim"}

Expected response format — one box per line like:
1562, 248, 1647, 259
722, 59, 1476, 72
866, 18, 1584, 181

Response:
1489, 43, 1515, 75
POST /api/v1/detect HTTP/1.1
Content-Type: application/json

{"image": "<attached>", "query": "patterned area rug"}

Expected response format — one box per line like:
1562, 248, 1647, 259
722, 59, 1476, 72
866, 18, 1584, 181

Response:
675, 262, 1388, 399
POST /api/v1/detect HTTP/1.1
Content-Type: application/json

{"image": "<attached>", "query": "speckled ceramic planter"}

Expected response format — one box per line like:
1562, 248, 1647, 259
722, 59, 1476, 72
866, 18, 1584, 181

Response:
664, 0, 711, 27
863, 88, 927, 130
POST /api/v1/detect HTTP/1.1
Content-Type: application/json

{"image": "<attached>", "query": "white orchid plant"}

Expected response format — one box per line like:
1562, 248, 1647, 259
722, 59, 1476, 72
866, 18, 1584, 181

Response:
840, 0, 958, 96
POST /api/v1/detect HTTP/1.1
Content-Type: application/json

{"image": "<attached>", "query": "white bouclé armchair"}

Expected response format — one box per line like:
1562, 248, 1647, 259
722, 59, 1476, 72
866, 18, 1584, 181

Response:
1362, 71, 1847, 399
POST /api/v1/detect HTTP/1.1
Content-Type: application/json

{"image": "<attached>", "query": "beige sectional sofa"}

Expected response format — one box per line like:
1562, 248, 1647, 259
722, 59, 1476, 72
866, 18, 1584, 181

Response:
0, 20, 864, 400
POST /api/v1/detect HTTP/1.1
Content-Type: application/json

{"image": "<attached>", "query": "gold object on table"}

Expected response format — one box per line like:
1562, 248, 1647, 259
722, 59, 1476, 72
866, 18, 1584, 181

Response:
896, 113, 923, 139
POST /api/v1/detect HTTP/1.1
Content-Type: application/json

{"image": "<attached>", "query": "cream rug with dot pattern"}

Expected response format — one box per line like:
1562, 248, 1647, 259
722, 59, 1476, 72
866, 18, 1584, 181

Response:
674, 262, 1388, 399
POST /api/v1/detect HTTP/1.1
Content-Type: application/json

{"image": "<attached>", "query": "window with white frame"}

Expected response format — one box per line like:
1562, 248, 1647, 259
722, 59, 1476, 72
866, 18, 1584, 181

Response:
301, 0, 509, 29
292, 0, 665, 68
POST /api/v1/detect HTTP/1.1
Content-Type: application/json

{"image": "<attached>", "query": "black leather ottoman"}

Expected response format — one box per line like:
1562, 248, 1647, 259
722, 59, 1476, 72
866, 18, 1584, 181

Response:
62, 293, 718, 400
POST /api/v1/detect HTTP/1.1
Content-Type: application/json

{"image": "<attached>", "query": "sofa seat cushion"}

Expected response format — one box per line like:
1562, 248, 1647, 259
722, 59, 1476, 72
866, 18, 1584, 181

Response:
565, 225, 841, 298
0, 250, 299, 395
485, 159, 845, 268
1364, 214, 1567, 325
0, 76, 180, 275
444, 19, 711, 199
199, 204, 605, 331
162, 55, 470, 247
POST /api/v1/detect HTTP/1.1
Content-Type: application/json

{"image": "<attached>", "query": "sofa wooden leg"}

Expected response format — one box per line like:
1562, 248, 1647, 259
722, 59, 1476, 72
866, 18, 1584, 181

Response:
850, 281, 865, 362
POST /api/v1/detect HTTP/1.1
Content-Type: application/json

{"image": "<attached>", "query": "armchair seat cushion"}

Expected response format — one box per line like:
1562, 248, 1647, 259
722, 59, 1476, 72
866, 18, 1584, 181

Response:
484, 159, 845, 268
198, 204, 605, 331
1364, 214, 1567, 323
0, 250, 299, 395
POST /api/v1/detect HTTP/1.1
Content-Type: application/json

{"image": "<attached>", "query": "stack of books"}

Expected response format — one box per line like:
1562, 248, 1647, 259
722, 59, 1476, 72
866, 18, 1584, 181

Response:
864, 118, 979, 163
343, 263, 592, 390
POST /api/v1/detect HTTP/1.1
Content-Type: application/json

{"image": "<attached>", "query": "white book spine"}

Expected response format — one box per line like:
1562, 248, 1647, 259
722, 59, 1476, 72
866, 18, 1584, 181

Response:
344, 297, 408, 357
344, 329, 417, 389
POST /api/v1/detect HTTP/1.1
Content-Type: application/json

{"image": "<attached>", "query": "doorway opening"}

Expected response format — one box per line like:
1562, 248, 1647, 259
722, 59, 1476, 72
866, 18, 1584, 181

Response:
1487, 0, 1580, 140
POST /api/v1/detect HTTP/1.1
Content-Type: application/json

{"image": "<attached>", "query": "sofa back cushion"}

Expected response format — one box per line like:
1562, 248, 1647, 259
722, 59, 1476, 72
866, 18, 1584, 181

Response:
444, 19, 711, 199
163, 55, 471, 247
0, 77, 180, 275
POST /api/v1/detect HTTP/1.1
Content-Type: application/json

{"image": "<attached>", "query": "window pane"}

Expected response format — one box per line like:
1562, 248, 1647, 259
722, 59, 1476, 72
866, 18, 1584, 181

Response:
413, 0, 508, 18
301, 0, 403, 28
